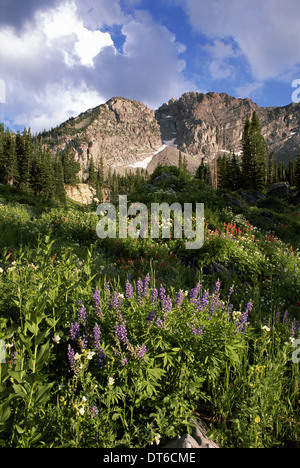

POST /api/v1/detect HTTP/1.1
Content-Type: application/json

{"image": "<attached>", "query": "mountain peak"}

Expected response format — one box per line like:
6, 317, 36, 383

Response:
43, 91, 300, 175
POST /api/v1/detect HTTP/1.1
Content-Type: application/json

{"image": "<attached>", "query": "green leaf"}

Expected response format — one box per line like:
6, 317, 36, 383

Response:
33, 382, 54, 406
0, 402, 10, 424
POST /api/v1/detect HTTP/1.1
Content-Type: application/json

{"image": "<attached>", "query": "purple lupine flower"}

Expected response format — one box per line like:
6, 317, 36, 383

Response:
275, 309, 281, 323
79, 334, 89, 350
93, 288, 102, 318
228, 285, 234, 300
200, 290, 210, 312
190, 282, 201, 304
152, 288, 158, 305
109, 292, 123, 310
93, 324, 101, 350
125, 280, 134, 299
227, 303, 234, 320
156, 318, 166, 329
104, 281, 110, 294
11, 350, 18, 363
159, 285, 166, 302
176, 290, 184, 309
162, 296, 172, 316
67, 345, 77, 373
114, 321, 128, 344
146, 309, 157, 323
77, 304, 87, 325
144, 274, 150, 298
191, 327, 204, 336
291, 318, 297, 337
236, 302, 253, 334
136, 344, 147, 360
70, 322, 80, 340
89, 406, 99, 418
98, 347, 106, 369
137, 278, 144, 303
283, 311, 289, 324
121, 357, 128, 366
214, 280, 221, 294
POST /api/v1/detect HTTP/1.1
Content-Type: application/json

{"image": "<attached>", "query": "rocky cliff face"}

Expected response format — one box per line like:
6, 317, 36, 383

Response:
48, 97, 162, 174
156, 92, 300, 163
45, 92, 300, 175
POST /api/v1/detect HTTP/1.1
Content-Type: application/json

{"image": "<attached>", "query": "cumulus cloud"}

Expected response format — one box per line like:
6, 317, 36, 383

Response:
90, 11, 195, 107
179, 0, 300, 82
0, 0, 196, 131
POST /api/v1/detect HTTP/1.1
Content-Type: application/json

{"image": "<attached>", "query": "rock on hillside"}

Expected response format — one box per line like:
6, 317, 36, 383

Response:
156, 92, 300, 163
47, 97, 162, 174
44, 92, 300, 175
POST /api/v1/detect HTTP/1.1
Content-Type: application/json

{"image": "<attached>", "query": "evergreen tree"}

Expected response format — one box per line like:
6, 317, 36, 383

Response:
0, 129, 19, 186
277, 162, 286, 182
98, 156, 105, 187
295, 152, 300, 192
178, 151, 183, 171
242, 113, 267, 190
88, 156, 97, 186
216, 155, 228, 189
196, 158, 210, 185
228, 152, 242, 190
241, 115, 253, 188
250, 112, 267, 190
16, 128, 32, 192
62, 145, 80, 185
54, 154, 66, 203
267, 152, 277, 186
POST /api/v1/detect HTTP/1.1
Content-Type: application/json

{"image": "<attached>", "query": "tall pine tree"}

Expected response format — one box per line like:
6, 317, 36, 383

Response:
242, 112, 267, 190
295, 152, 300, 192
1, 129, 19, 186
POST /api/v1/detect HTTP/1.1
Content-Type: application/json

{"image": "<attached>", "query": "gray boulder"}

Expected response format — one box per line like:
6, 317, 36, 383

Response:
266, 182, 290, 198
163, 418, 220, 449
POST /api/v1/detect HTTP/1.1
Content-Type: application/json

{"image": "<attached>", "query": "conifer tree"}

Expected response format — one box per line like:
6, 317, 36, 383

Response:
62, 145, 80, 185
98, 156, 105, 187
54, 154, 66, 203
242, 113, 267, 190
241, 115, 253, 188
196, 158, 210, 185
1, 129, 19, 186
296, 152, 300, 192
16, 128, 32, 192
88, 156, 96, 186
267, 152, 277, 186
250, 111, 267, 190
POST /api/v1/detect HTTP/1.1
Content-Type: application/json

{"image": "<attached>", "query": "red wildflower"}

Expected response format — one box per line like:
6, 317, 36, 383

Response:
296, 301, 300, 307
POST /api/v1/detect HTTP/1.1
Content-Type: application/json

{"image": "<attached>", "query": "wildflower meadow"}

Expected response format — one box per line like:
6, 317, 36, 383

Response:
0, 178, 299, 448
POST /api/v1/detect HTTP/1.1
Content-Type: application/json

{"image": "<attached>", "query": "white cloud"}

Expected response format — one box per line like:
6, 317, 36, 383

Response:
181, 0, 300, 82
90, 11, 197, 109
39, 1, 115, 67
235, 82, 264, 101
0, 0, 197, 131
0, 80, 6, 104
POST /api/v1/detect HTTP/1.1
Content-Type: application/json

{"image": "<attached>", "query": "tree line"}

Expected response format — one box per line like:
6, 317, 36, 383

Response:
0, 124, 147, 203
196, 112, 300, 192
1, 114, 299, 204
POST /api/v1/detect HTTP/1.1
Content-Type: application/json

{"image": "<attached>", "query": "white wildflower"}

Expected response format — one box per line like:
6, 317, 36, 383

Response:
53, 335, 61, 344
108, 377, 115, 386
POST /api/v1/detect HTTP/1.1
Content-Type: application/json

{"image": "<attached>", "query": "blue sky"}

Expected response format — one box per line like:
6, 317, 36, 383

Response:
1, 0, 300, 132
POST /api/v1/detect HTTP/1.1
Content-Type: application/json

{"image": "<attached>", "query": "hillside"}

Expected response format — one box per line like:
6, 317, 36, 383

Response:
40, 92, 300, 175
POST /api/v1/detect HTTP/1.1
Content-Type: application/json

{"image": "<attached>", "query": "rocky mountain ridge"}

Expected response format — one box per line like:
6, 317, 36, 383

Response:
43, 92, 300, 175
